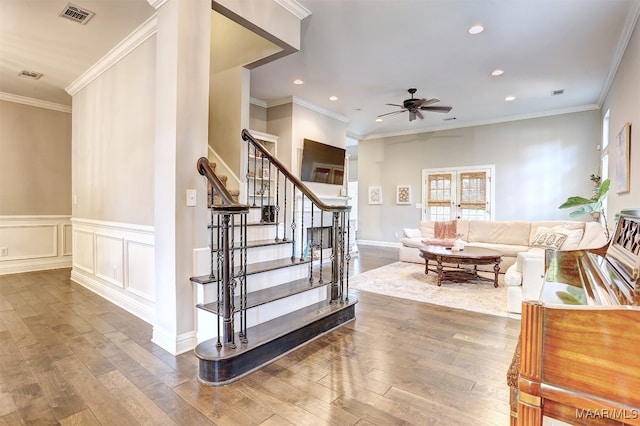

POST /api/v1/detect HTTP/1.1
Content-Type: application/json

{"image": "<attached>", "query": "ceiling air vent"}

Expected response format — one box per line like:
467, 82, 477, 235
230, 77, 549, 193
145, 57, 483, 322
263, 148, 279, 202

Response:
552, 89, 564, 96
18, 70, 43, 80
58, 3, 95, 25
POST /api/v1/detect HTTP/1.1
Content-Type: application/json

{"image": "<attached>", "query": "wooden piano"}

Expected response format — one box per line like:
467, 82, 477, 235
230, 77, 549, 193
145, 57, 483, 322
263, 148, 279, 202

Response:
510, 212, 640, 425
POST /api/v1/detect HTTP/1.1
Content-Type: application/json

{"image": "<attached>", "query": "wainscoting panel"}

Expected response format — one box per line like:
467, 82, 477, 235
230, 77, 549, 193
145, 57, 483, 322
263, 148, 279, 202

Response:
71, 218, 155, 324
0, 216, 72, 274
126, 240, 155, 302
0, 224, 57, 259
62, 224, 73, 256
95, 234, 125, 288
73, 229, 95, 274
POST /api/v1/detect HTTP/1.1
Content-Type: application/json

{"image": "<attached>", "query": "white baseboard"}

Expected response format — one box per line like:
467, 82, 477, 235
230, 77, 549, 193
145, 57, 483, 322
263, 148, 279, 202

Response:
0, 259, 72, 275
152, 326, 196, 356
71, 269, 154, 324
357, 239, 402, 248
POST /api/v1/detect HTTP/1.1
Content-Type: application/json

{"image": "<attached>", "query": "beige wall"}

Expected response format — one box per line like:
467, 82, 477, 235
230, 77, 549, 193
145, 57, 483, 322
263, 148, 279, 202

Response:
357, 110, 601, 242
0, 100, 71, 215
602, 17, 640, 218
72, 36, 156, 225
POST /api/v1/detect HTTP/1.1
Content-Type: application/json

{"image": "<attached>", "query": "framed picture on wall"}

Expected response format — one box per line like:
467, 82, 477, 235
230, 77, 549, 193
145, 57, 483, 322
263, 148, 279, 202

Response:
368, 186, 382, 205
616, 122, 631, 194
396, 185, 411, 204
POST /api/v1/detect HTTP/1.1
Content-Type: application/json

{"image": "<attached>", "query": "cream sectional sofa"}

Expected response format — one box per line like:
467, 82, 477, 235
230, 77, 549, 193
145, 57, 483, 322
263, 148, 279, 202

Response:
400, 219, 608, 314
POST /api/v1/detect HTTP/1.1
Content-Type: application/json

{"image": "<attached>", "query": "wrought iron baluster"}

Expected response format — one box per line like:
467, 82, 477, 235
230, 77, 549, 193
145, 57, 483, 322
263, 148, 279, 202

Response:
345, 210, 351, 302
283, 177, 288, 242
215, 214, 222, 348
291, 186, 297, 261
331, 212, 340, 303
308, 203, 314, 283
225, 214, 237, 349
275, 169, 281, 241
251, 145, 257, 206
241, 212, 248, 343
300, 194, 305, 261
318, 213, 324, 285
339, 211, 346, 303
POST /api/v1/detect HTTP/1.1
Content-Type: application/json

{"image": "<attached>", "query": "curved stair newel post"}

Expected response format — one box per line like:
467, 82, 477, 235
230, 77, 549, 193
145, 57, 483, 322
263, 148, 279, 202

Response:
191, 132, 356, 387
196, 157, 249, 349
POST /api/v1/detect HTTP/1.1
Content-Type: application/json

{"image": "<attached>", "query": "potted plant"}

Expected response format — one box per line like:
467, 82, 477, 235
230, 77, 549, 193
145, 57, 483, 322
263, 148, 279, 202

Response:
559, 178, 610, 238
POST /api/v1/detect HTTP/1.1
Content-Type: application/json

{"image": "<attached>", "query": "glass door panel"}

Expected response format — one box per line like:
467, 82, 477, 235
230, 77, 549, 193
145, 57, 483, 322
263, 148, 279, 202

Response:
422, 166, 493, 221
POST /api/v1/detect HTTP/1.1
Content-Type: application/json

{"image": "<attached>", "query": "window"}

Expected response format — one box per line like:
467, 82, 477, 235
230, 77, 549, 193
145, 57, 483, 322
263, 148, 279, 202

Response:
422, 166, 494, 221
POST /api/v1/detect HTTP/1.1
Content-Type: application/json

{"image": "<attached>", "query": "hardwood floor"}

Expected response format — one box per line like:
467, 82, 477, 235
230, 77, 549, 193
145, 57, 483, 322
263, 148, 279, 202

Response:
0, 246, 520, 425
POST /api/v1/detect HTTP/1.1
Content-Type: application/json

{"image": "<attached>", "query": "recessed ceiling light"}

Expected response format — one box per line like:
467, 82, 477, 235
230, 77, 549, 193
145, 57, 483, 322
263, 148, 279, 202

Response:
293, 79, 304, 85
491, 69, 504, 76
468, 24, 484, 35
329, 96, 338, 101
505, 95, 516, 102
376, 118, 383, 122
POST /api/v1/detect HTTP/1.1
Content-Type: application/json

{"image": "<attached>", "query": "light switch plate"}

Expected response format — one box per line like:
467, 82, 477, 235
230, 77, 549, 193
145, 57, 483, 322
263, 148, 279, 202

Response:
186, 189, 197, 207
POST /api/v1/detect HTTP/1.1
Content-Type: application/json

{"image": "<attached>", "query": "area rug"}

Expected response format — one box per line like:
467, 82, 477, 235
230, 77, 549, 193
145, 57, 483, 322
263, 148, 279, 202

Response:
348, 261, 521, 319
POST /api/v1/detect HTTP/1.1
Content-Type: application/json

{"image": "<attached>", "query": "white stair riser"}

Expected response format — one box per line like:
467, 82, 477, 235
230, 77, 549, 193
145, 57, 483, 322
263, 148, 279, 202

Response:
193, 263, 310, 305
195, 286, 327, 343
208, 206, 262, 223
209, 224, 286, 244
211, 244, 292, 268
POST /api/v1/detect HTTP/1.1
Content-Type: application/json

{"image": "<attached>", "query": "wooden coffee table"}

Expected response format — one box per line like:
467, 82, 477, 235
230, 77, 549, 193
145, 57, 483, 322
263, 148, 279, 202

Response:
419, 245, 502, 287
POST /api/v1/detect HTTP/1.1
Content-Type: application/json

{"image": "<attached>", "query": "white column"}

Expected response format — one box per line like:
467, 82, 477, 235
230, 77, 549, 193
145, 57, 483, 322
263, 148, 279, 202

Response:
152, 0, 210, 355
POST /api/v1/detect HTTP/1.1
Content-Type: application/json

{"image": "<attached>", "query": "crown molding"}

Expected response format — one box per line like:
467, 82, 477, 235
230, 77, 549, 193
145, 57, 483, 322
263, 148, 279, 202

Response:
0, 92, 71, 113
362, 104, 600, 140
66, 14, 158, 96
598, 0, 640, 106
250, 97, 268, 108
146, 0, 168, 9
269, 96, 350, 123
273, 0, 312, 19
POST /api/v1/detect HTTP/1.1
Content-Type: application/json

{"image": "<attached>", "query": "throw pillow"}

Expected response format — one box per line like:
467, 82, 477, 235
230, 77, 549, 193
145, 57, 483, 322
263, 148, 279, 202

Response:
434, 220, 457, 239
403, 228, 422, 238
530, 229, 568, 250
422, 238, 455, 247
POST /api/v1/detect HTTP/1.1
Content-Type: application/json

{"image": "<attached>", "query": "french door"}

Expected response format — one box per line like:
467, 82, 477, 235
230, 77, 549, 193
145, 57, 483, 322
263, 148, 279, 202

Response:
422, 165, 494, 221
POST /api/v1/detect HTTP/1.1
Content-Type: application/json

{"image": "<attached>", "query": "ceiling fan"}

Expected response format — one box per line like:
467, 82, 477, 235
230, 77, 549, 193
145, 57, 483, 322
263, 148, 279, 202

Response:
378, 88, 452, 121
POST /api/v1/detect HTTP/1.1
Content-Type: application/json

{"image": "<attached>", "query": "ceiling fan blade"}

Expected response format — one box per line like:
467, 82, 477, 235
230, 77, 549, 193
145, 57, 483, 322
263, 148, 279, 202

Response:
415, 110, 424, 120
420, 105, 452, 113
422, 97, 440, 106
409, 111, 417, 121
413, 98, 426, 108
385, 103, 404, 108
377, 109, 406, 118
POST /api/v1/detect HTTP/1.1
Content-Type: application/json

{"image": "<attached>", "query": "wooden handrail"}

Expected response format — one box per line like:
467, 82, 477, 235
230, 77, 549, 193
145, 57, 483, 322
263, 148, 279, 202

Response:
241, 129, 351, 213
197, 157, 249, 213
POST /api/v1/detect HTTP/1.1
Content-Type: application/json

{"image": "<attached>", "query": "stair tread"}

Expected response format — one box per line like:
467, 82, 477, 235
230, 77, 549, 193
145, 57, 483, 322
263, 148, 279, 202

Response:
190, 257, 311, 284
195, 295, 357, 360
196, 277, 330, 313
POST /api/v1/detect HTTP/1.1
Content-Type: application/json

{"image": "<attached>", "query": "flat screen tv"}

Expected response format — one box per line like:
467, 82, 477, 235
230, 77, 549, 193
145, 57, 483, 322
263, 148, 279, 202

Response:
300, 138, 345, 185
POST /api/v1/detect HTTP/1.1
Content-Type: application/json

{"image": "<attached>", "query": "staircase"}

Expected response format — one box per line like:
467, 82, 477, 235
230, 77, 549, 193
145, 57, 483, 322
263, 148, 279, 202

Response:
191, 130, 355, 386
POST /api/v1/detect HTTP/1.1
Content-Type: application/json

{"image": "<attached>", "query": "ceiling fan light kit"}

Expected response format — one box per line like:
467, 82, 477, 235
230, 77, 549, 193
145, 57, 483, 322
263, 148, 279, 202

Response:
378, 88, 452, 122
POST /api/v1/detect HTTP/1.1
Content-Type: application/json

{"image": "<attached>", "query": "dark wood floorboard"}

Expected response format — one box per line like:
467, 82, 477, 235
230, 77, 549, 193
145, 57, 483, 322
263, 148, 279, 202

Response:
0, 245, 520, 425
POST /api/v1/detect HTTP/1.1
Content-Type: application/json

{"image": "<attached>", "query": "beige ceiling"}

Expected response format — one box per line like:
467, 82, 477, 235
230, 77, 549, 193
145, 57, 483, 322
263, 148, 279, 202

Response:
1, 0, 639, 139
